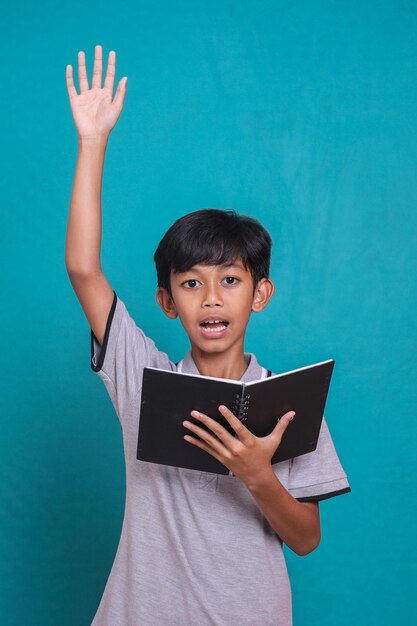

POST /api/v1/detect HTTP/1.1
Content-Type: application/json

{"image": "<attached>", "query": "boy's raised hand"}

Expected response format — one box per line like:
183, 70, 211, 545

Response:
66, 44, 127, 140
183, 406, 296, 485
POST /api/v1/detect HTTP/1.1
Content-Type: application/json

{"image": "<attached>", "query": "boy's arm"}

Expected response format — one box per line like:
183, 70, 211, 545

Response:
65, 45, 127, 345
184, 407, 321, 556
245, 470, 321, 556
65, 135, 114, 346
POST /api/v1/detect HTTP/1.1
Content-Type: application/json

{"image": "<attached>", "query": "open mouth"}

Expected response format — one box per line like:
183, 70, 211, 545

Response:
199, 319, 229, 333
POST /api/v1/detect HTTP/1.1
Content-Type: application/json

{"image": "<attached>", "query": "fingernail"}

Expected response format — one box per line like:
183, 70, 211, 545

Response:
289, 412, 296, 419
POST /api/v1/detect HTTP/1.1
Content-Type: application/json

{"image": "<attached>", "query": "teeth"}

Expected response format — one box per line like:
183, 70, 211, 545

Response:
203, 320, 225, 324
202, 325, 227, 332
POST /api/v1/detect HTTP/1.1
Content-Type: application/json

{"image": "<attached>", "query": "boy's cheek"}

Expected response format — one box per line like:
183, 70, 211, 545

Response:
177, 314, 196, 332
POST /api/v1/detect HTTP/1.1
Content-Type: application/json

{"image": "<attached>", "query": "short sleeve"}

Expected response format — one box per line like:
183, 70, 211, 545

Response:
287, 416, 352, 502
90, 290, 173, 423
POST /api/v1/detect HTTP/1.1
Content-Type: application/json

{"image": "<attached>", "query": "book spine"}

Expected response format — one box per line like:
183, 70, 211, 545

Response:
232, 389, 251, 422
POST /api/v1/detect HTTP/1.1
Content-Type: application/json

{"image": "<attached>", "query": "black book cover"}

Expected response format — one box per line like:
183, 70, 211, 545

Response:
136, 359, 335, 475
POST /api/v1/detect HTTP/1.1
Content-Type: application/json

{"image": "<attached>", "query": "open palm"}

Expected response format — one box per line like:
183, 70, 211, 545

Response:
66, 44, 127, 140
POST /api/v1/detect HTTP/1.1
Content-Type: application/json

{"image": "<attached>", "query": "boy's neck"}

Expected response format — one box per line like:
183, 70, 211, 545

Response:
190, 343, 249, 380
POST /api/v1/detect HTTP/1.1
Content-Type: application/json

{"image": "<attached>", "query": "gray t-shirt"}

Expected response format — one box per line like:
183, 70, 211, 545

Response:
89, 291, 351, 626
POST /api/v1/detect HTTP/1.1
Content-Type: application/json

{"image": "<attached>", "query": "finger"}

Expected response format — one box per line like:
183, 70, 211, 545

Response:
183, 433, 224, 464
78, 50, 89, 93
218, 405, 253, 444
92, 44, 103, 89
272, 411, 296, 439
183, 419, 230, 456
104, 49, 116, 95
66, 64, 78, 99
190, 410, 237, 447
112, 76, 128, 110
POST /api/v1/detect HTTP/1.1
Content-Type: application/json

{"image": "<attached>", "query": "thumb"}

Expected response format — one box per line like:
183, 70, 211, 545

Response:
113, 76, 128, 109
273, 411, 296, 436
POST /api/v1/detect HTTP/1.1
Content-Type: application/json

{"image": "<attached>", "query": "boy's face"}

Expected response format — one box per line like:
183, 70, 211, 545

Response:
156, 259, 274, 355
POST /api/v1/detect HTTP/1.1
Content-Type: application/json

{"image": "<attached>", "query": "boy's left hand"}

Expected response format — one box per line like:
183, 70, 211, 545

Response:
182, 406, 296, 485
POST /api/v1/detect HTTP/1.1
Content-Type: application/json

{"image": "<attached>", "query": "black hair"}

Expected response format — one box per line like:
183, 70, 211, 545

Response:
153, 208, 272, 297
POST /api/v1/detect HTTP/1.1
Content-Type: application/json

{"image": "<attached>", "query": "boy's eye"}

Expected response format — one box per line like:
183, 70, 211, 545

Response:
223, 276, 239, 285
183, 279, 201, 288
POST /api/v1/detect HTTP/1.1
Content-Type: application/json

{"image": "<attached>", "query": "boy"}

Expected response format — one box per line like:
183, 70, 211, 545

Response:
65, 46, 351, 626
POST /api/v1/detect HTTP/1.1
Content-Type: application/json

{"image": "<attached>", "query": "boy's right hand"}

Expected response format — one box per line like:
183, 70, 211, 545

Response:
66, 44, 127, 140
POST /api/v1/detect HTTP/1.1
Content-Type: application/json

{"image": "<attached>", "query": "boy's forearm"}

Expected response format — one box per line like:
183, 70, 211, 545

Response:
65, 135, 109, 274
245, 468, 321, 556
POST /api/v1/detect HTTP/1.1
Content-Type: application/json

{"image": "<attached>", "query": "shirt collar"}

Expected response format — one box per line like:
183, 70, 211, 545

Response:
177, 350, 267, 382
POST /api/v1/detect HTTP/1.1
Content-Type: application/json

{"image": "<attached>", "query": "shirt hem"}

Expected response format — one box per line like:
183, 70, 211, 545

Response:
295, 486, 352, 502
90, 290, 118, 372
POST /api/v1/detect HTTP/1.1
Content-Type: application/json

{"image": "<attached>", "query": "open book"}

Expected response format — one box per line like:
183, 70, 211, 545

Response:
136, 359, 335, 475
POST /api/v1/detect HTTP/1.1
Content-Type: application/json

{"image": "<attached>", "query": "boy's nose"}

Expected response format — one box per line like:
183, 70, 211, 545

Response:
202, 286, 223, 307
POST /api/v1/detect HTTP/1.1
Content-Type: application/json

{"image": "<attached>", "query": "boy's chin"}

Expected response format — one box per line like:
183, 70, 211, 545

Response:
196, 344, 228, 354
189, 335, 242, 355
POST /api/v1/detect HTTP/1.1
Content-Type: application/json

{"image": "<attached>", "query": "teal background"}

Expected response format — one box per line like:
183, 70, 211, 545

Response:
1, 0, 416, 624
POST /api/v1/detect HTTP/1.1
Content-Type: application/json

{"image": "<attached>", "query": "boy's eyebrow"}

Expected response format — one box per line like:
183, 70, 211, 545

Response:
184, 262, 245, 272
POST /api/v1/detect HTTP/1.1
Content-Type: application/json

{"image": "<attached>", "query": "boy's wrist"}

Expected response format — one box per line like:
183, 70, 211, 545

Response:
242, 465, 277, 492
78, 134, 109, 150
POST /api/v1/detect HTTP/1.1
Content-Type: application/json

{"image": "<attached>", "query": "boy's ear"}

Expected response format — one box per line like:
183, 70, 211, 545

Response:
251, 278, 275, 313
156, 287, 178, 319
